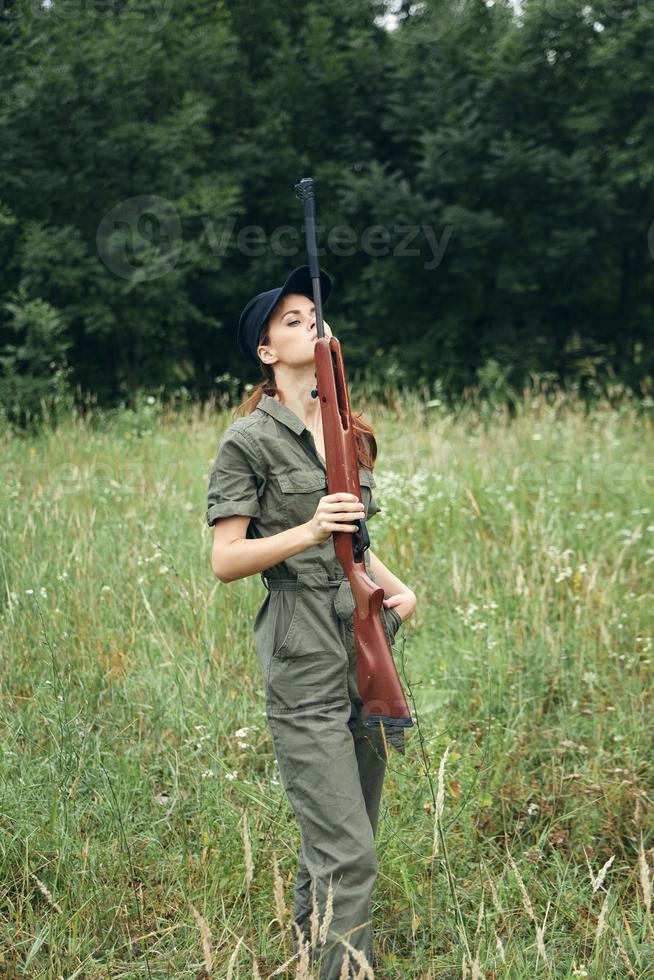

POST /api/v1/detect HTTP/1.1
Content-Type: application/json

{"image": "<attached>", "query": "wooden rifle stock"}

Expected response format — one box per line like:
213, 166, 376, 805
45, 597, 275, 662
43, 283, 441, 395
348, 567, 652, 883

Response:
295, 176, 414, 733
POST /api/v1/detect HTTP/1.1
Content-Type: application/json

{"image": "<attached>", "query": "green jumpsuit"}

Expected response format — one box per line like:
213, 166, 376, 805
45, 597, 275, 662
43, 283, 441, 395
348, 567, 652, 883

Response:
206, 393, 405, 978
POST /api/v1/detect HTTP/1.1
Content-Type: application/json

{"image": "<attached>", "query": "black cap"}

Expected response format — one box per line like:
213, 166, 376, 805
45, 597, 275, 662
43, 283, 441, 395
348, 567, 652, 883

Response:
237, 264, 332, 366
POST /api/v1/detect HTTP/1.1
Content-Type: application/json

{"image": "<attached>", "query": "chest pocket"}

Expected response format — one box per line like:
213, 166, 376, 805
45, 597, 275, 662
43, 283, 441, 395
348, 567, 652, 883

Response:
276, 467, 376, 529
277, 470, 328, 528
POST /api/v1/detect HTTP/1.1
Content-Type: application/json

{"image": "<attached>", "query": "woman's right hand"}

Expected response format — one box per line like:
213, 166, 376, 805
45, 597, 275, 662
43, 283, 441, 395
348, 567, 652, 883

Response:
305, 492, 366, 545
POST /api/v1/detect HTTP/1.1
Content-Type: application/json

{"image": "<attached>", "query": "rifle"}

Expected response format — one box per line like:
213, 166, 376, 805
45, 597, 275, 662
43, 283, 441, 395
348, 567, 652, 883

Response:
294, 175, 414, 735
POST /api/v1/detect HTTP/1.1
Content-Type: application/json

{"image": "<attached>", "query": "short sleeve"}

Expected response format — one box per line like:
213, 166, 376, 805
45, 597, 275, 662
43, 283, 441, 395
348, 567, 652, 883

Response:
367, 490, 382, 520
361, 467, 382, 521
205, 428, 262, 527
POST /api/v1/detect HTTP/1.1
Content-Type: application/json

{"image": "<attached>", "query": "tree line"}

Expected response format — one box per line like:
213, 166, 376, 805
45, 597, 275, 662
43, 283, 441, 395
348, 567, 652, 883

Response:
1, 0, 652, 423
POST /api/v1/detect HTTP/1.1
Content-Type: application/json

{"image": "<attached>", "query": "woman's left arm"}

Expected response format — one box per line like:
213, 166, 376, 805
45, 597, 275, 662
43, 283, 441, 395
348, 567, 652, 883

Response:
368, 549, 417, 623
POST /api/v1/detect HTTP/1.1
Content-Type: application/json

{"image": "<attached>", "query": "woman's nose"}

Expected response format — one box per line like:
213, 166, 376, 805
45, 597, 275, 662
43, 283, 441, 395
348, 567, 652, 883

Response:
309, 319, 330, 338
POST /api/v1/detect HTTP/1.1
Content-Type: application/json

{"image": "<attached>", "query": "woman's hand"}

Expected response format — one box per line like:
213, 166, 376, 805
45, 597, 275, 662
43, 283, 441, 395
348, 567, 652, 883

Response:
306, 492, 366, 546
383, 589, 416, 624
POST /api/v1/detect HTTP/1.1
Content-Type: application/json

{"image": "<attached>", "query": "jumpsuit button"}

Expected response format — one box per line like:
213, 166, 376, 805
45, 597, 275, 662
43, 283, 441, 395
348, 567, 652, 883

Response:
346, 621, 354, 632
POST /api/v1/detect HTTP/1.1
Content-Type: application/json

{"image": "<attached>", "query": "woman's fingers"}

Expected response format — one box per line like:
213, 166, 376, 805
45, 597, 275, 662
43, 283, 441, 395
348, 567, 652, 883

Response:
317, 492, 364, 532
320, 510, 364, 532
322, 507, 364, 522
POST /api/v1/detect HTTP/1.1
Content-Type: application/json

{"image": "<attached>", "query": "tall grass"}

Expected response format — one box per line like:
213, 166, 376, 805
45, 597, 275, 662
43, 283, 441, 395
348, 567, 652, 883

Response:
1, 379, 652, 977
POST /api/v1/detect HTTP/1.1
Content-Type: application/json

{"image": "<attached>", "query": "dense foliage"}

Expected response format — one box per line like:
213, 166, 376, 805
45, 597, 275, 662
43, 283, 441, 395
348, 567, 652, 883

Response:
1, 0, 653, 423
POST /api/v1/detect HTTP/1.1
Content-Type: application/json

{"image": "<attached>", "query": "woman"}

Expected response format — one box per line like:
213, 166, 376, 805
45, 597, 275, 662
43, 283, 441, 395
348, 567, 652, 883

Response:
206, 264, 416, 978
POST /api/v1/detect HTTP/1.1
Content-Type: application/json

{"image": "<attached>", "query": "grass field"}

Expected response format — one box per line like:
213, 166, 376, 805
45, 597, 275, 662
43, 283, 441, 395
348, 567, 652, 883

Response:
1, 381, 653, 978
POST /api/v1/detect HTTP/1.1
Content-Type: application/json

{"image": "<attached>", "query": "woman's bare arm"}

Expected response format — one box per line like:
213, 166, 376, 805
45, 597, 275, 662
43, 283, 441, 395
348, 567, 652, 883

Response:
368, 549, 416, 623
211, 493, 365, 583
212, 516, 315, 583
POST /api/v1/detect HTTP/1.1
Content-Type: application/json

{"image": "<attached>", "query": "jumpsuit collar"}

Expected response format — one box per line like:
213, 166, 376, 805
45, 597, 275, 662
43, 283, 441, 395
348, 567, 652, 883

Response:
256, 392, 310, 436
256, 393, 326, 470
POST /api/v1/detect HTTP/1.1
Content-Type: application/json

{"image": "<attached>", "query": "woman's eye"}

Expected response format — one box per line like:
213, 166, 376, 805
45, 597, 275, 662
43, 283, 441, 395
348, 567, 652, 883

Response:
289, 320, 300, 326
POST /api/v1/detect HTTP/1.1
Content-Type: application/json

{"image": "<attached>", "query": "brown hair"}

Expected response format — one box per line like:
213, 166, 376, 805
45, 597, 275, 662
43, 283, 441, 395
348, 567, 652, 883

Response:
233, 318, 377, 470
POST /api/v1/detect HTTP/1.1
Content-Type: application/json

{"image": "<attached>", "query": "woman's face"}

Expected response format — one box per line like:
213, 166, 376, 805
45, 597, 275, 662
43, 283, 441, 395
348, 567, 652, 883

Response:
257, 292, 332, 368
